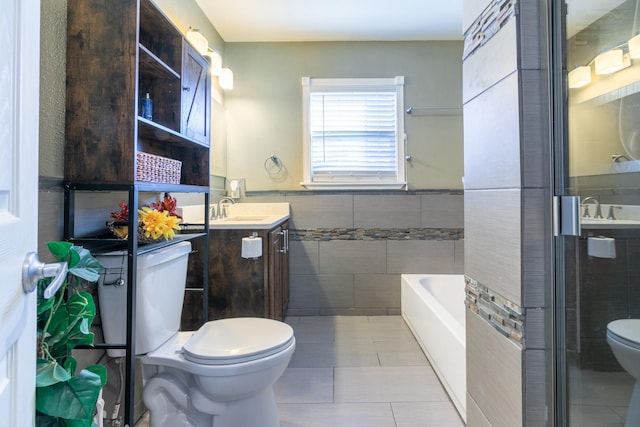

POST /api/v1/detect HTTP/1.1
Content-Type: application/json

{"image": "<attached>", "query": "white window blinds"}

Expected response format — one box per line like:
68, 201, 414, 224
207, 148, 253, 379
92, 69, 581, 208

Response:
302, 77, 406, 190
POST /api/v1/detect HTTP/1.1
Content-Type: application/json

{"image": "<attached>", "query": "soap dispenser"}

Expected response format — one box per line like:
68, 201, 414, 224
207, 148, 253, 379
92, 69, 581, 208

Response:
141, 92, 153, 120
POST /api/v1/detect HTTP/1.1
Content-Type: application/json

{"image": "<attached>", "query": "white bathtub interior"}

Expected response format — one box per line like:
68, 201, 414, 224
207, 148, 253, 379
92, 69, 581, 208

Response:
401, 274, 467, 422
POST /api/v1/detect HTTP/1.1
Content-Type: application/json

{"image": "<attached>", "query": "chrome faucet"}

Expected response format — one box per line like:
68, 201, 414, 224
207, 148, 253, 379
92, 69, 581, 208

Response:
215, 197, 236, 219
582, 197, 603, 219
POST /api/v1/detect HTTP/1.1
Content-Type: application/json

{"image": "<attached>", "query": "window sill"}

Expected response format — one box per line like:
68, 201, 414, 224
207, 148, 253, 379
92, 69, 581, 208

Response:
300, 182, 407, 191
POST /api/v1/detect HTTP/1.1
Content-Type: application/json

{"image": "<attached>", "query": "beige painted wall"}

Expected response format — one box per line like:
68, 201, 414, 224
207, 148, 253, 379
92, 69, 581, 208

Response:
224, 41, 464, 191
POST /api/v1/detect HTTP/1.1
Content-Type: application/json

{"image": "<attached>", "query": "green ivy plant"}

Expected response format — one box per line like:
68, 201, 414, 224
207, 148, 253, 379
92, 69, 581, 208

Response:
36, 241, 107, 427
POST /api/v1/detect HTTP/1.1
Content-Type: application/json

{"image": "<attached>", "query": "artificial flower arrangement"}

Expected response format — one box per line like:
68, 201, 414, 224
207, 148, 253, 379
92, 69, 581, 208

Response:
108, 193, 182, 242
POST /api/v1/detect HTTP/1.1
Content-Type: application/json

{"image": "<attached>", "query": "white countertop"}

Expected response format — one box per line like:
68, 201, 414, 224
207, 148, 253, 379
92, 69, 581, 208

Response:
177, 202, 290, 229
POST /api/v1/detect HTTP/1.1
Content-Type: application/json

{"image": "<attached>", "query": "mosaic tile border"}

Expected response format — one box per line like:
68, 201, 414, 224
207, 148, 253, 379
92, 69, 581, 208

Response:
465, 275, 524, 347
290, 228, 464, 241
463, 0, 517, 60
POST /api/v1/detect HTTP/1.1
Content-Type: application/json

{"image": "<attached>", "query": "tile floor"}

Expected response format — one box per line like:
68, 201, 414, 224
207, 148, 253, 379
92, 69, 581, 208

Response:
135, 315, 465, 426
567, 365, 634, 427
274, 315, 465, 427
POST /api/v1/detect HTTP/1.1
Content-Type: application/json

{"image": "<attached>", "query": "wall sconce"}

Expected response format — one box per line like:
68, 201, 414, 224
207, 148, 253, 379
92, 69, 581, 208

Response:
219, 67, 234, 90
186, 29, 208, 56
594, 49, 630, 75
568, 66, 591, 89
629, 34, 640, 59
204, 49, 223, 76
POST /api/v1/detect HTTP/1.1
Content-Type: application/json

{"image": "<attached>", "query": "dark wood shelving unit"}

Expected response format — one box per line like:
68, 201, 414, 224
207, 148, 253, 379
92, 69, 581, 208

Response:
63, 0, 211, 425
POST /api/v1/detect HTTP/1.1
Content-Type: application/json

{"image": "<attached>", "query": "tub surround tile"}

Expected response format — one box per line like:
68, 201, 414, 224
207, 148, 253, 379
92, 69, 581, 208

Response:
465, 189, 521, 304
420, 194, 464, 229
466, 395, 492, 427
287, 194, 354, 229
466, 309, 523, 427
524, 349, 547, 425
291, 227, 463, 241
289, 240, 319, 275
289, 274, 354, 309
463, 72, 521, 190
241, 191, 464, 316
354, 195, 421, 228
319, 240, 387, 274
354, 274, 400, 309
465, 276, 525, 347
463, 0, 517, 63
387, 240, 456, 274
463, 18, 518, 104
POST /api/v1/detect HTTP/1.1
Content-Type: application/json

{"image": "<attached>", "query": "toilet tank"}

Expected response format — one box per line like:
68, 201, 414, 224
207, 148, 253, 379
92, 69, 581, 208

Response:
96, 241, 192, 357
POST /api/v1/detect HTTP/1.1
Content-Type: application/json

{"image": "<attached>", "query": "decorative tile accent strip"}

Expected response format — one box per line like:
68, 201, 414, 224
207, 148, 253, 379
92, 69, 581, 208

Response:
463, 0, 517, 60
290, 228, 464, 241
465, 275, 525, 347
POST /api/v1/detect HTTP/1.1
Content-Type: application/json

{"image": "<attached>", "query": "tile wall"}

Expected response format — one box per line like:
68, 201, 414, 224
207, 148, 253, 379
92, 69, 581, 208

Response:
462, 0, 552, 425
241, 191, 464, 316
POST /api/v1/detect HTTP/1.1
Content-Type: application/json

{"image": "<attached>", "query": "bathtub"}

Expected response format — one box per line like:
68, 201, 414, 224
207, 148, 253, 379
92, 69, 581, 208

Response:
401, 274, 466, 421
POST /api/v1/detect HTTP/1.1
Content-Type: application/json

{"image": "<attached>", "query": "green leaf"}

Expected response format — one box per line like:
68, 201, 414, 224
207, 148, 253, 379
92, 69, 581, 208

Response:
47, 241, 73, 261
68, 246, 103, 283
36, 359, 71, 387
36, 368, 102, 420
37, 289, 56, 315
64, 356, 78, 377
85, 364, 108, 388
35, 413, 66, 427
63, 417, 94, 427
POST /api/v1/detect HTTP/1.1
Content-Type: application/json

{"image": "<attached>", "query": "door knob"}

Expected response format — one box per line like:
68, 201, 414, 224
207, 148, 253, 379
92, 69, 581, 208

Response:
22, 252, 68, 298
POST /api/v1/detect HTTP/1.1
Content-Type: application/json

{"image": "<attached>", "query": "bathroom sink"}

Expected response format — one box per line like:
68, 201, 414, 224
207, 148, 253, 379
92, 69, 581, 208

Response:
178, 203, 290, 229
582, 218, 640, 229
219, 216, 270, 222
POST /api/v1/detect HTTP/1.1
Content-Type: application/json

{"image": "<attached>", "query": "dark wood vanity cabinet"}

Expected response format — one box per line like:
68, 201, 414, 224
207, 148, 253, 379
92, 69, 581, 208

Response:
185, 221, 290, 323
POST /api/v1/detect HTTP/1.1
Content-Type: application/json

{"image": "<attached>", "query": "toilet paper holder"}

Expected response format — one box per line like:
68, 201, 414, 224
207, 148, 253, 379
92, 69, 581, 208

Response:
241, 232, 262, 259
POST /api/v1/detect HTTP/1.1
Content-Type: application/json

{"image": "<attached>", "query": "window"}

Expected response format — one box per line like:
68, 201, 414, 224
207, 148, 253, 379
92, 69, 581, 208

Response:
301, 76, 406, 190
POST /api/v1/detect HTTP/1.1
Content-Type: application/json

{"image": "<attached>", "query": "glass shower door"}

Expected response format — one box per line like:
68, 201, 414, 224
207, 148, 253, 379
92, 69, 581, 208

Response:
556, 0, 640, 425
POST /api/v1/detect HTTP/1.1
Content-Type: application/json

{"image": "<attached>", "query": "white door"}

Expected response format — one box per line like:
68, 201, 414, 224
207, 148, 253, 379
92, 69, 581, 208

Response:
0, 0, 41, 425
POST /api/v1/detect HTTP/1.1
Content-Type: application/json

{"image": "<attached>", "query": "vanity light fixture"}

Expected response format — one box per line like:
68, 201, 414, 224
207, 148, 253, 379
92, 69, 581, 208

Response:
568, 65, 591, 88
219, 67, 234, 90
594, 48, 630, 75
204, 48, 223, 76
629, 34, 640, 59
186, 29, 208, 56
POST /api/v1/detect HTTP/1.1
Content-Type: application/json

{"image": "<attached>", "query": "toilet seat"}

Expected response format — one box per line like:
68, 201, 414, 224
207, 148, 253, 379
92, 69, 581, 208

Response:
607, 319, 640, 350
182, 318, 295, 365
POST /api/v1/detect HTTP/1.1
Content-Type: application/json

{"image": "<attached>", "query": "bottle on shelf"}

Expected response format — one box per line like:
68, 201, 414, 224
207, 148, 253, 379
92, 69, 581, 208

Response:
141, 92, 153, 120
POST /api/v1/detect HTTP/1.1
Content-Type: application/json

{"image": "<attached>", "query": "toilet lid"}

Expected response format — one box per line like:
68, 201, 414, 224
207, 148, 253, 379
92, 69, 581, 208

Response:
607, 319, 640, 346
182, 318, 295, 365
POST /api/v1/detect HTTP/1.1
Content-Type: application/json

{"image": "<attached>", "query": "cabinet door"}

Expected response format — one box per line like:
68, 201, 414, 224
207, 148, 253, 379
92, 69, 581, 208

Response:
181, 42, 210, 145
269, 226, 284, 320
281, 222, 290, 314
269, 223, 289, 320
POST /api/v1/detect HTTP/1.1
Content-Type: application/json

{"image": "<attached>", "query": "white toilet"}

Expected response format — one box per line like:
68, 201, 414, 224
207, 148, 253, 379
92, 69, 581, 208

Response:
97, 241, 295, 427
606, 319, 640, 427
